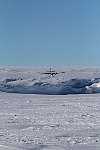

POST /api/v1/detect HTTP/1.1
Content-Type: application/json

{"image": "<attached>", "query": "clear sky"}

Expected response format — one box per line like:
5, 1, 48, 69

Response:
0, 0, 100, 66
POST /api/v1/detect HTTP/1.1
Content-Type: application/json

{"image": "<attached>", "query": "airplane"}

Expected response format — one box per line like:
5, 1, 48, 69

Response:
43, 68, 58, 77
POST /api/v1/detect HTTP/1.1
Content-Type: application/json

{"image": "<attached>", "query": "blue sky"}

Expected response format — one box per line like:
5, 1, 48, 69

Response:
0, 0, 100, 66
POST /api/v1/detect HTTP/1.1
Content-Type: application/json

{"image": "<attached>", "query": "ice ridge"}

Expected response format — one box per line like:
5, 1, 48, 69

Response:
0, 78, 100, 95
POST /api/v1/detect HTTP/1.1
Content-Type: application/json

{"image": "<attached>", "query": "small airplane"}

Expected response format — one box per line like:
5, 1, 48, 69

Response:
43, 68, 58, 77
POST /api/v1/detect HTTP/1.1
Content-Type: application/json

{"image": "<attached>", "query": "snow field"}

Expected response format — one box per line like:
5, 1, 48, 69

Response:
0, 92, 100, 149
0, 67, 100, 149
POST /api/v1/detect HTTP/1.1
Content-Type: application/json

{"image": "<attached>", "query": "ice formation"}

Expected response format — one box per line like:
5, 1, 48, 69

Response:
0, 67, 100, 95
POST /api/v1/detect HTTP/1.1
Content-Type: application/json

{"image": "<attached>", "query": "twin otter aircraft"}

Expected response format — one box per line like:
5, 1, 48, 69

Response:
43, 68, 58, 77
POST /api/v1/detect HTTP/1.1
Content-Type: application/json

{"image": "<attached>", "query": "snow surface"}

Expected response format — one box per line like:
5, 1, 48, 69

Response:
1, 67, 100, 150
1, 67, 100, 95
0, 92, 100, 150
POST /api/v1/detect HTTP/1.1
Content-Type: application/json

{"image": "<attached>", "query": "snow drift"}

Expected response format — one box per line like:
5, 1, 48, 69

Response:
0, 77, 100, 95
1, 67, 100, 95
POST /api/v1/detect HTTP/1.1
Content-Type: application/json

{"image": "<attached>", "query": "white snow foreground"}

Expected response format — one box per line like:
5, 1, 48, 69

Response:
1, 67, 100, 95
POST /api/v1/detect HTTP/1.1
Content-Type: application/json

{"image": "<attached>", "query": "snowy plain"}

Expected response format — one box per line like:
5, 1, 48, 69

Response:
0, 67, 100, 149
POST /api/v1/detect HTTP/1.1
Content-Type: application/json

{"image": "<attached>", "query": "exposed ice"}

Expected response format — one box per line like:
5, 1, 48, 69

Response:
0, 67, 100, 94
